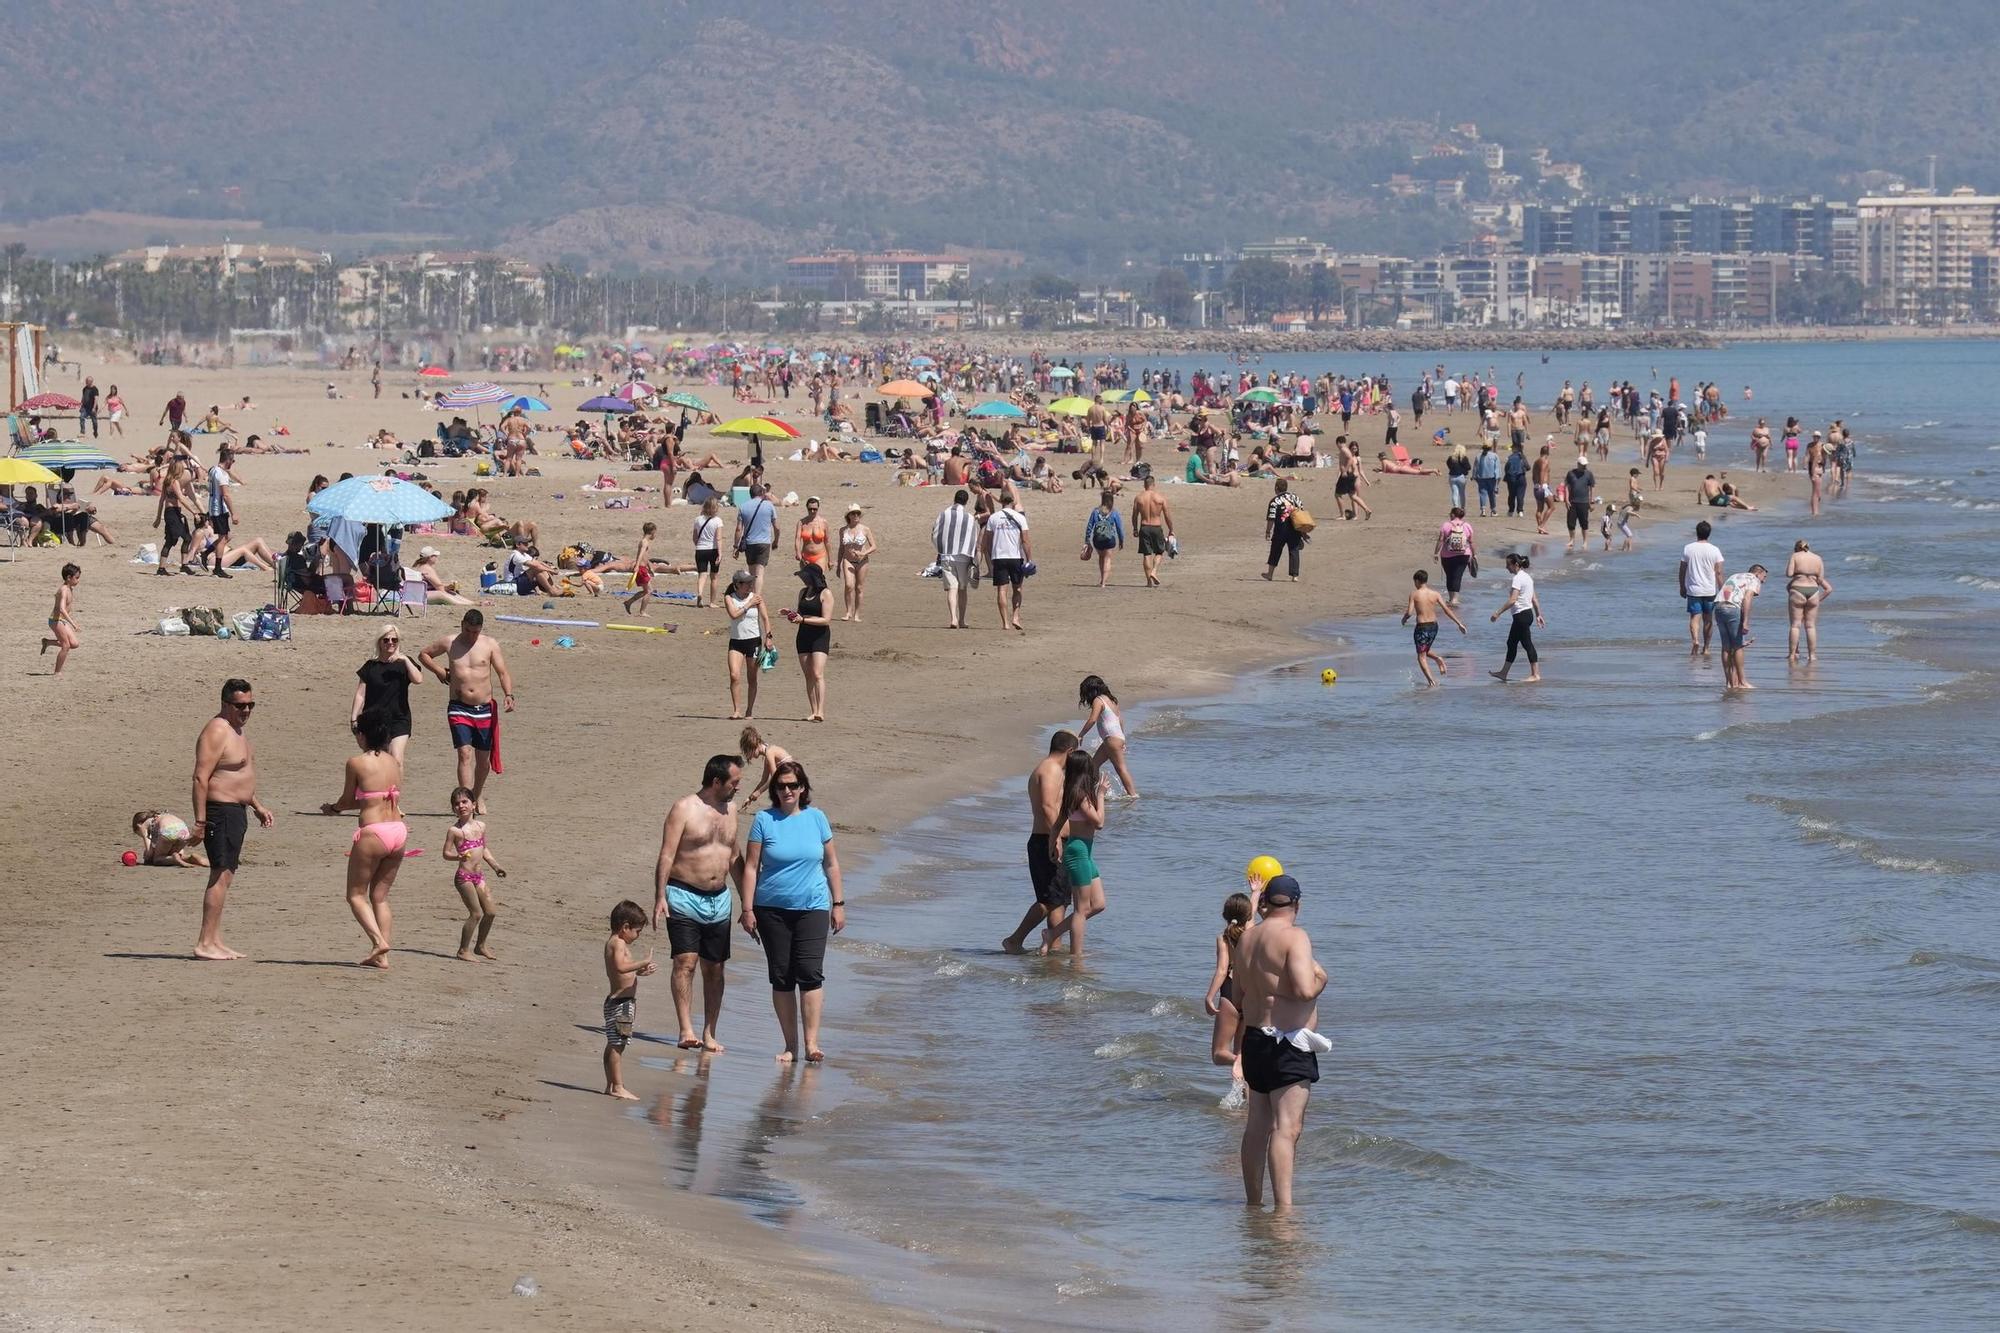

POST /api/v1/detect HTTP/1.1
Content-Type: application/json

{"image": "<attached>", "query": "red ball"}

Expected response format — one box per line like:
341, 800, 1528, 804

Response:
530, 638, 541, 646
121, 850, 139, 867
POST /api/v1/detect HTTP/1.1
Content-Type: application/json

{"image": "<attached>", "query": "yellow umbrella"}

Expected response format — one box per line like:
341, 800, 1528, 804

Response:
714, 417, 796, 439
1047, 396, 1094, 416
0, 457, 62, 485
878, 379, 934, 399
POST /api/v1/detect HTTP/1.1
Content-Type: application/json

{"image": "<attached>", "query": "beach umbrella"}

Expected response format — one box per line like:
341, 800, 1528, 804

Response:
1046, 397, 1094, 416
436, 381, 510, 409
714, 417, 796, 440
810, 350, 830, 362
967, 400, 1026, 419
631, 350, 656, 365
1240, 387, 1281, 404
917, 369, 940, 382
0, 457, 62, 485
578, 396, 636, 413
1101, 389, 1152, 404
506, 396, 551, 413
1047, 366, 1076, 380
909, 355, 935, 367
613, 382, 657, 402
662, 391, 710, 412
308, 475, 452, 525
418, 366, 450, 377
17, 392, 79, 411
751, 416, 801, 438
553, 343, 576, 356
878, 379, 933, 398
19, 441, 118, 470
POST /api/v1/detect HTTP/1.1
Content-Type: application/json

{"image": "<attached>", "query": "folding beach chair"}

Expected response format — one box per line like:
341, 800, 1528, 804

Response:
398, 578, 428, 616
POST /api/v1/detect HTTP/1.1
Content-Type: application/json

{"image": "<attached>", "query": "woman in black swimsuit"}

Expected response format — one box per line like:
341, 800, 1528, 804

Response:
788, 562, 833, 723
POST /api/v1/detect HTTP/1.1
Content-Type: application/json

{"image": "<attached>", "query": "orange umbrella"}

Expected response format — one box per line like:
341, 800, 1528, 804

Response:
878, 379, 934, 398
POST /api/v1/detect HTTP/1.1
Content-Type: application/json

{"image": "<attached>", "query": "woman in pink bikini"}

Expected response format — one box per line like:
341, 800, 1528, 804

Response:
323, 708, 408, 968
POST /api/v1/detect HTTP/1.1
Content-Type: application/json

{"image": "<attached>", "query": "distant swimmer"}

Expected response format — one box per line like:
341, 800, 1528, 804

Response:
1232, 875, 1328, 1212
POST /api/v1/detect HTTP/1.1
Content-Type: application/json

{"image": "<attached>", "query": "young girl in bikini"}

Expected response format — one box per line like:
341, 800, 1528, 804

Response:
1205, 890, 1256, 1083
443, 787, 506, 960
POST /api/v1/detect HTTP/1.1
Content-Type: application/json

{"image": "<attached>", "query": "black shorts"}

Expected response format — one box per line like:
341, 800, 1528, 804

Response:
1242, 1027, 1320, 1095
756, 905, 830, 992
740, 542, 771, 568
1335, 475, 1356, 496
990, 558, 1024, 588
695, 549, 719, 572
1566, 501, 1591, 532
210, 512, 231, 538
728, 636, 761, 657
1137, 525, 1167, 557
1027, 833, 1071, 910
666, 914, 731, 964
203, 802, 249, 872
1088, 425, 1107, 443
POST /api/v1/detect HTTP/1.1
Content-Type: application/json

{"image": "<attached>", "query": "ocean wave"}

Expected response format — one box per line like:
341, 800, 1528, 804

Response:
1762, 1194, 2000, 1236
1952, 575, 2000, 592
1867, 475, 1926, 487
933, 960, 970, 978
1329, 1130, 1470, 1175
1763, 800, 1973, 875
1842, 553, 1880, 566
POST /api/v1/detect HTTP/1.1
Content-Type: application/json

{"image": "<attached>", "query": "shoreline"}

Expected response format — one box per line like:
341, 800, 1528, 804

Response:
3, 357, 1808, 1330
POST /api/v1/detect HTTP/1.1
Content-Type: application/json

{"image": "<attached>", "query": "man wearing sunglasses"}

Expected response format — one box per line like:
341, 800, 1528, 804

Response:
191, 678, 276, 960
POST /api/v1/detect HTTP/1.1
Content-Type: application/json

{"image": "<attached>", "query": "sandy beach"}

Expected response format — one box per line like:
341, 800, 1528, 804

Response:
1, 356, 1806, 1329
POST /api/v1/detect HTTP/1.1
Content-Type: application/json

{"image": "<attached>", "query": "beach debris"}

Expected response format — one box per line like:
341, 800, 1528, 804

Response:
511, 1276, 539, 1298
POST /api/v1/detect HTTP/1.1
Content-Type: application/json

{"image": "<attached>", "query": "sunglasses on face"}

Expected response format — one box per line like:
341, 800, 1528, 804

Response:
774, 782, 802, 792
228, 700, 256, 711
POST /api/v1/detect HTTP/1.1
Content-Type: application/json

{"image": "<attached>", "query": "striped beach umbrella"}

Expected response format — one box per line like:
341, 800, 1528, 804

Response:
19, 440, 119, 470
436, 382, 510, 409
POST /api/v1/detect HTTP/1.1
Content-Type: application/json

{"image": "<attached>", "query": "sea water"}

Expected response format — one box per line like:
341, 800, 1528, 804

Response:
640, 341, 2000, 1330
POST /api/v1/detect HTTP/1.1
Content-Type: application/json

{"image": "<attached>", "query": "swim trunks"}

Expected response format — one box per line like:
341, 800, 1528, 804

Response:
990, 558, 1024, 588
202, 802, 248, 871
1241, 1026, 1320, 1095
1335, 475, 1356, 496
1413, 621, 1439, 651
665, 879, 732, 963
1027, 833, 1071, 910
448, 699, 496, 752
1137, 525, 1167, 557
603, 994, 636, 1049
1685, 595, 1716, 616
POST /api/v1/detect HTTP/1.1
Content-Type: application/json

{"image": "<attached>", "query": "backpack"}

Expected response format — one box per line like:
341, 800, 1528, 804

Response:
1442, 521, 1470, 556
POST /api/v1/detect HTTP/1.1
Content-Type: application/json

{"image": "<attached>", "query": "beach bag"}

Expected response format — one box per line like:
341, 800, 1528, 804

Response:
252, 605, 292, 642
1287, 506, 1317, 536
1442, 521, 1470, 557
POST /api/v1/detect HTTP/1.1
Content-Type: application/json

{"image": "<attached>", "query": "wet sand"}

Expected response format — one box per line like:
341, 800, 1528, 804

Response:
1, 359, 1802, 1328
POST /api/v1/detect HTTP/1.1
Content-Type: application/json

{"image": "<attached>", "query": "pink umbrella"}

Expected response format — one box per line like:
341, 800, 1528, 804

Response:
631, 350, 656, 365
19, 392, 80, 411
613, 382, 657, 401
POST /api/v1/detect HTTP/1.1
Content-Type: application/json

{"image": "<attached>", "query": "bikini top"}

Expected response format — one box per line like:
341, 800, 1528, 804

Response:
356, 786, 401, 801
457, 836, 485, 851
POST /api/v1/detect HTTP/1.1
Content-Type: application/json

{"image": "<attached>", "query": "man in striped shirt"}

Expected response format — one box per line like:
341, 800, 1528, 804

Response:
931, 489, 979, 629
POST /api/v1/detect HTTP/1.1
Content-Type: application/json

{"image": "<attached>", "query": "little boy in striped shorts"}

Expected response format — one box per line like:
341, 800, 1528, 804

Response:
602, 901, 655, 1100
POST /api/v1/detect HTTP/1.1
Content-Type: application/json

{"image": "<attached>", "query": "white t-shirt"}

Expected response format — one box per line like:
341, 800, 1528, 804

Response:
207, 465, 232, 516
1507, 570, 1535, 614
693, 515, 721, 551
1444, 378, 1460, 399
985, 508, 1028, 560
1682, 540, 1724, 598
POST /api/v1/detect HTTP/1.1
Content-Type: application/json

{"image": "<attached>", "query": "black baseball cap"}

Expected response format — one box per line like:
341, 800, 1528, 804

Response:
1262, 875, 1302, 907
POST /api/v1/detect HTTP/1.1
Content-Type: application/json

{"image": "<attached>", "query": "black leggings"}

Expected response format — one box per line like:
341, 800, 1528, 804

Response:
1266, 526, 1301, 577
161, 506, 192, 562
757, 905, 830, 992
1505, 609, 1538, 665
1440, 554, 1469, 596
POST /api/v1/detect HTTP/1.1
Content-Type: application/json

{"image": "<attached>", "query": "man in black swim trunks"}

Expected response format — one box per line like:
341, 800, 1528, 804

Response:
190, 677, 276, 960
1233, 875, 1327, 1212
1563, 457, 1596, 552
1002, 731, 1076, 953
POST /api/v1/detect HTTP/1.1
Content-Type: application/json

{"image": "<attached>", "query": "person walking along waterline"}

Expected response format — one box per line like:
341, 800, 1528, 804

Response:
740, 760, 844, 1063
1234, 875, 1328, 1213
1489, 554, 1544, 684
1077, 674, 1138, 798
1262, 479, 1304, 582
191, 678, 276, 960
653, 754, 743, 1053
1002, 731, 1077, 954
1785, 539, 1833, 663
1679, 520, 1725, 658
1434, 507, 1475, 606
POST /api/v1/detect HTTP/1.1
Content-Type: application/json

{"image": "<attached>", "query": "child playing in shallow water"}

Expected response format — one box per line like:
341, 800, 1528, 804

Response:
442, 786, 506, 960
1205, 888, 1258, 1082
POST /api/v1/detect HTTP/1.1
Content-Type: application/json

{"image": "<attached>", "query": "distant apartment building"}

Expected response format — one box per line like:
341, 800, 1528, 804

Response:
1240, 237, 1334, 264
1855, 189, 2000, 317
106, 242, 328, 275
785, 251, 970, 300
1521, 198, 1850, 263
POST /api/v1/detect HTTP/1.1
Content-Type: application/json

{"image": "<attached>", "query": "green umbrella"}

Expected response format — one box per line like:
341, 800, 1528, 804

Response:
662, 391, 710, 412
1240, 387, 1281, 405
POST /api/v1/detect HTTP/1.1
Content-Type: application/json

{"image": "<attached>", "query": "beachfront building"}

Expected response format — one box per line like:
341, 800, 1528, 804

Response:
1521, 197, 1850, 263
1855, 189, 2000, 319
105, 242, 329, 276
784, 252, 972, 302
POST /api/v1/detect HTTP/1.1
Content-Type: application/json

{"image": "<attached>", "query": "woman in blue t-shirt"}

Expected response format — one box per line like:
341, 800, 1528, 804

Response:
741, 760, 845, 1063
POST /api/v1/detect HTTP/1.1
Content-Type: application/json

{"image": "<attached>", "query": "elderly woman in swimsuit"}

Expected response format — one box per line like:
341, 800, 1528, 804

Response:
321, 708, 408, 969
1784, 539, 1833, 663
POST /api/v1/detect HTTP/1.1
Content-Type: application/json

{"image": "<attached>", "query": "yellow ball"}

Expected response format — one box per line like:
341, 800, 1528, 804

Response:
1246, 855, 1284, 883
1321, 668, 1338, 684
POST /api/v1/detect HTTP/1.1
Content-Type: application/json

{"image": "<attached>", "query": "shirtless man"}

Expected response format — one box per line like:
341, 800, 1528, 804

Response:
190, 677, 276, 960
419, 610, 515, 812
1130, 475, 1174, 588
1001, 731, 1077, 953
1401, 569, 1468, 687
1531, 444, 1554, 534
1233, 875, 1328, 1212
652, 755, 743, 1052
1085, 399, 1111, 469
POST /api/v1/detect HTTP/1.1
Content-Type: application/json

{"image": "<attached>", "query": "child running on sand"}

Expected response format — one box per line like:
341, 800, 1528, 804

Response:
620, 522, 657, 617
442, 786, 505, 960
1206, 889, 1257, 1083
41, 563, 81, 674
603, 900, 656, 1100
